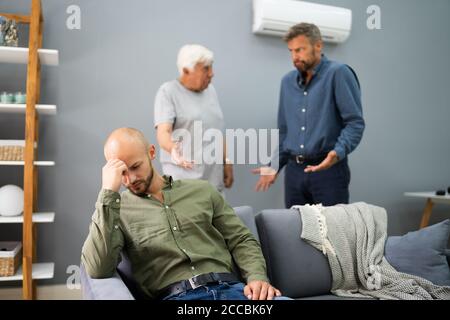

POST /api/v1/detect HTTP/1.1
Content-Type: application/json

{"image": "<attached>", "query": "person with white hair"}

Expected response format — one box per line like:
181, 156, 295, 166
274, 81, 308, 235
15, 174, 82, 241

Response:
154, 44, 233, 193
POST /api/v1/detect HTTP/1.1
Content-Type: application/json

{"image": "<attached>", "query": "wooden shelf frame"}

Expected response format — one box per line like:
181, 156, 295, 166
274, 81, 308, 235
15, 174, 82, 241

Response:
0, 13, 31, 24
0, 0, 53, 300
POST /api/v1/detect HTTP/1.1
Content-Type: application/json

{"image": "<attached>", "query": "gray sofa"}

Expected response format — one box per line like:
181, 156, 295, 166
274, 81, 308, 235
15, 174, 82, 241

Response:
80, 206, 362, 300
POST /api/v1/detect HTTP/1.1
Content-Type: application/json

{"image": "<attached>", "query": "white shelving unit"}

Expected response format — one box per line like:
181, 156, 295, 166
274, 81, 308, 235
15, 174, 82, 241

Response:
0, 46, 58, 66
0, 1, 59, 299
0, 103, 57, 115
0, 212, 55, 224
0, 263, 54, 281
0, 161, 55, 166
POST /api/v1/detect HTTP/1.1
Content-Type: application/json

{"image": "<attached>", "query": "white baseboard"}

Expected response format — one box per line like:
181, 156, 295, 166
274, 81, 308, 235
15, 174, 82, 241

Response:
0, 284, 82, 300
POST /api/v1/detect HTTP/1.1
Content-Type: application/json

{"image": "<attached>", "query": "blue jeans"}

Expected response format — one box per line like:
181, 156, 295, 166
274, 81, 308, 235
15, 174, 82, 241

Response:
162, 282, 292, 300
284, 158, 350, 208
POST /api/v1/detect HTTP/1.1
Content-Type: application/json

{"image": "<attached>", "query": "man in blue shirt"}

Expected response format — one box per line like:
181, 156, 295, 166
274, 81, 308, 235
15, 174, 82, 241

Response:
253, 23, 365, 208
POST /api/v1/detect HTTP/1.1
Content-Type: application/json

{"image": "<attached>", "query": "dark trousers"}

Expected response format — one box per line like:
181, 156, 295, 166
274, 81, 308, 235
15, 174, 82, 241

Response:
284, 158, 351, 208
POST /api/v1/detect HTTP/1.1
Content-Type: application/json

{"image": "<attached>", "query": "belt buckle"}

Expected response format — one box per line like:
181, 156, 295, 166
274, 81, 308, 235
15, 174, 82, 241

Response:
296, 155, 305, 164
188, 275, 202, 290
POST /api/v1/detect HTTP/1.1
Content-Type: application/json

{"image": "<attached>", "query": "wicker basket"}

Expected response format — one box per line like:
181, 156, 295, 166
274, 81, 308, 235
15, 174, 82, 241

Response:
0, 242, 22, 277
0, 140, 25, 161
0, 145, 24, 161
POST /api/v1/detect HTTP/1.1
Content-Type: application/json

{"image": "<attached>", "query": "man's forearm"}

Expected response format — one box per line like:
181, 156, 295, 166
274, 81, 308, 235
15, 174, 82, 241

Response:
156, 127, 176, 154
232, 236, 270, 283
334, 118, 365, 160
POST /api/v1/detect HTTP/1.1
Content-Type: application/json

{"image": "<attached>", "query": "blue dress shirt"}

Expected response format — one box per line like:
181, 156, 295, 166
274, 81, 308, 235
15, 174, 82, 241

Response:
274, 54, 365, 171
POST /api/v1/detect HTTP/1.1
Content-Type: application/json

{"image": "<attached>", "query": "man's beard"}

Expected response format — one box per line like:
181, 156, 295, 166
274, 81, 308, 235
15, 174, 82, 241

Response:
295, 49, 317, 72
296, 60, 314, 72
128, 158, 154, 197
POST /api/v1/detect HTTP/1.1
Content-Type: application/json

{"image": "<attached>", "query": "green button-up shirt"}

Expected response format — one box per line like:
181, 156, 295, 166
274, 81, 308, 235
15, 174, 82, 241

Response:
81, 176, 269, 298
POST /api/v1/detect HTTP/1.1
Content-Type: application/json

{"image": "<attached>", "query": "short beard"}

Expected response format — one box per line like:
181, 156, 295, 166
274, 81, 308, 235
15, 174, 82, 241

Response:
296, 48, 318, 73
128, 156, 154, 197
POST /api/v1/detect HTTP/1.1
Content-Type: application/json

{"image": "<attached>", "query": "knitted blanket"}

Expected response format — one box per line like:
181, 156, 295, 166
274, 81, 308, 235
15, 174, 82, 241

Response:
293, 202, 450, 300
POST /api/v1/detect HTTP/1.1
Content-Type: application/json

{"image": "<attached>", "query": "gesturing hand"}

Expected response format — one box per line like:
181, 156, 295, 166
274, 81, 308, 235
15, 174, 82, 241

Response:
304, 150, 339, 173
171, 141, 194, 169
102, 159, 127, 192
251, 167, 278, 192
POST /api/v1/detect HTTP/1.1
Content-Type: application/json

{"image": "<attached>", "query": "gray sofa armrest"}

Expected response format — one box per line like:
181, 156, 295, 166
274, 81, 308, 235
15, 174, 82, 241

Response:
80, 264, 135, 300
256, 209, 332, 299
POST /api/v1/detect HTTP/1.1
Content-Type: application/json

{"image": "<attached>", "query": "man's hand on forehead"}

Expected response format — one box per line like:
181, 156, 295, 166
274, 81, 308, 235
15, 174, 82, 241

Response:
102, 159, 128, 192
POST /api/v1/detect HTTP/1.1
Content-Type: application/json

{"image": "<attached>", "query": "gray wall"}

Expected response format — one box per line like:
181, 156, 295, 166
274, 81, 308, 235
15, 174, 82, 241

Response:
1, 0, 449, 285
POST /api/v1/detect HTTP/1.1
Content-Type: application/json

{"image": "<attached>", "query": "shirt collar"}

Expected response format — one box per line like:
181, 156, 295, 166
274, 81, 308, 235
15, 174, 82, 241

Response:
137, 175, 173, 199
314, 53, 327, 75
162, 175, 174, 189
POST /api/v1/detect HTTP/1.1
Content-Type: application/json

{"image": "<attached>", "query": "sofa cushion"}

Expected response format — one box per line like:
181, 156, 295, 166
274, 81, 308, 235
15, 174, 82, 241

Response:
81, 263, 135, 300
234, 206, 260, 242
384, 219, 450, 286
256, 209, 332, 298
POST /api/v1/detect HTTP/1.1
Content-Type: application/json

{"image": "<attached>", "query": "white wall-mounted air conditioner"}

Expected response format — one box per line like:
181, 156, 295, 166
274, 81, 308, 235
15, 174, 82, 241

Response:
253, 0, 352, 44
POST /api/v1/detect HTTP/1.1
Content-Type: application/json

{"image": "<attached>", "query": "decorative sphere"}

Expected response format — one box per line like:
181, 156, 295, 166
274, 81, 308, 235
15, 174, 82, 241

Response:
0, 185, 24, 217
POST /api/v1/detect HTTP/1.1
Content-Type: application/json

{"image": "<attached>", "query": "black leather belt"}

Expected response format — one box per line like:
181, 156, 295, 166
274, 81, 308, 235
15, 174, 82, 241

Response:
157, 272, 239, 299
289, 153, 327, 165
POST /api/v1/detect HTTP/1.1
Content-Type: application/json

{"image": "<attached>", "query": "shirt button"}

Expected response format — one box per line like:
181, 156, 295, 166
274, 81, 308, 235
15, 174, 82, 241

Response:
302, 109, 306, 113
114, 225, 119, 230
300, 145, 304, 149
304, 91, 308, 96
115, 199, 120, 203
165, 205, 169, 209
191, 266, 195, 270
301, 127, 305, 131
173, 226, 177, 231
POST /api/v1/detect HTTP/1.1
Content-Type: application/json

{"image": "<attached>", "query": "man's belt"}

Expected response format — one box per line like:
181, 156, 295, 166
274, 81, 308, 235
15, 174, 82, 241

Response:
157, 272, 239, 299
289, 153, 328, 165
